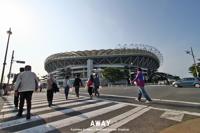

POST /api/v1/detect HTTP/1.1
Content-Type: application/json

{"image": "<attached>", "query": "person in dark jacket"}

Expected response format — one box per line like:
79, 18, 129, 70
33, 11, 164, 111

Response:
73, 74, 83, 98
12, 67, 24, 109
93, 74, 100, 97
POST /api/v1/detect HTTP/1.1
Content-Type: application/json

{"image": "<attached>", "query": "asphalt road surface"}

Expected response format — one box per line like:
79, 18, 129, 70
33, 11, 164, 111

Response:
0, 85, 200, 133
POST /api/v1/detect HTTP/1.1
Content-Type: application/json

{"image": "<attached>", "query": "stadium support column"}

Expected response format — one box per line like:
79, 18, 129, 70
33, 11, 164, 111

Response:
87, 59, 93, 79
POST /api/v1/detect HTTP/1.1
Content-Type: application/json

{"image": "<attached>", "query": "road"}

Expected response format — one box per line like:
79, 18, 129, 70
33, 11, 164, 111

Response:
79, 85, 200, 112
0, 85, 200, 133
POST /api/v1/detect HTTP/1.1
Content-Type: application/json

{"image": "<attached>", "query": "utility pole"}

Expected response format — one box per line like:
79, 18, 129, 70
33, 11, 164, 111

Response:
186, 47, 199, 77
190, 47, 199, 77
0, 28, 12, 96
4, 50, 14, 95
7, 50, 14, 85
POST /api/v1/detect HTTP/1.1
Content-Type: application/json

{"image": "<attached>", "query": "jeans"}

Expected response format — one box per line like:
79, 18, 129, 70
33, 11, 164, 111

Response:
138, 87, 152, 101
64, 86, 69, 100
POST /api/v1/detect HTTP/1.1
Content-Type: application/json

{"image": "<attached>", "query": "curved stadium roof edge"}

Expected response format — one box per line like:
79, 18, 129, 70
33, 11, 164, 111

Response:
45, 48, 163, 64
44, 47, 163, 73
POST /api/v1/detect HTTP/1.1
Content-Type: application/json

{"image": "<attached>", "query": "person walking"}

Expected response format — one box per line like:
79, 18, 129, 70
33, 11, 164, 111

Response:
12, 67, 24, 109
47, 74, 55, 107
131, 67, 152, 103
63, 75, 72, 100
73, 74, 83, 98
87, 74, 94, 99
14, 65, 38, 120
93, 74, 100, 97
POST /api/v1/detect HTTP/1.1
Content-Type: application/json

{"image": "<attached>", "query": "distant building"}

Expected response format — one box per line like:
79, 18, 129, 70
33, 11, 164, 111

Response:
44, 44, 163, 84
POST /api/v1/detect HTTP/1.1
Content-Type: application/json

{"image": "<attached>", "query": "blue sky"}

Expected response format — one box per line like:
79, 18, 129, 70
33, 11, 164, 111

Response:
0, 0, 200, 80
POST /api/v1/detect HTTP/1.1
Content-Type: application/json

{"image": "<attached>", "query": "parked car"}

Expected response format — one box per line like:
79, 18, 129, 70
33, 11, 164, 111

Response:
172, 77, 200, 88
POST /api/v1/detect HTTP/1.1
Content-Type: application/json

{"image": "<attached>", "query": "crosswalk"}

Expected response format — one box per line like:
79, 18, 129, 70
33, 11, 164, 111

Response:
0, 92, 200, 133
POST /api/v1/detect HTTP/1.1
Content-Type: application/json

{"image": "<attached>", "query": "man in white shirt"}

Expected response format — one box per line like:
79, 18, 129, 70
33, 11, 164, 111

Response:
15, 65, 38, 120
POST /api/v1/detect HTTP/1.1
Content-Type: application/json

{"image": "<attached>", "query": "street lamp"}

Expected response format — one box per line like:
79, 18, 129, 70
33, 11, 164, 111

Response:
0, 28, 12, 96
185, 47, 199, 77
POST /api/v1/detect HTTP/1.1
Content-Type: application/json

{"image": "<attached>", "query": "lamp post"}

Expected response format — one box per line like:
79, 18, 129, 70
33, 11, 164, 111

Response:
0, 28, 12, 96
185, 47, 199, 77
7, 50, 14, 86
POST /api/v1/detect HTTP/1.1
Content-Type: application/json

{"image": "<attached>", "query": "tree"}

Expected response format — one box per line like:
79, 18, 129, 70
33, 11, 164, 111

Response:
102, 68, 124, 83
189, 64, 200, 77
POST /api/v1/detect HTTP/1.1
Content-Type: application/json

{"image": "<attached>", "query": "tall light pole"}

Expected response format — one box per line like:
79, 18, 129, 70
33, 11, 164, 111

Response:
186, 47, 199, 77
7, 50, 14, 86
0, 28, 12, 96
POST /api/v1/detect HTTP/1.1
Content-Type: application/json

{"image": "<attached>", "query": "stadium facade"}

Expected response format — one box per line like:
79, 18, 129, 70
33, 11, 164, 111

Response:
44, 44, 163, 83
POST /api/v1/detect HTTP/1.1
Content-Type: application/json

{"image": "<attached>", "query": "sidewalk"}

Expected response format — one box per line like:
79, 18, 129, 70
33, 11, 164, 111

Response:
161, 118, 200, 133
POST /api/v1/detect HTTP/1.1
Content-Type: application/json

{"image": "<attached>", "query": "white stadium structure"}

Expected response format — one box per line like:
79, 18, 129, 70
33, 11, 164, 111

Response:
44, 44, 163, 84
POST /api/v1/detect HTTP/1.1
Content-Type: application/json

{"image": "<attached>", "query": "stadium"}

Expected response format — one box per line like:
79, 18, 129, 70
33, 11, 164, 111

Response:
44, 44, 163, 83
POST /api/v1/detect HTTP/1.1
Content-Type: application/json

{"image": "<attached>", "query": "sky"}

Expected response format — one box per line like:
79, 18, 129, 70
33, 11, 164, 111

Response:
0, 0, 200, 81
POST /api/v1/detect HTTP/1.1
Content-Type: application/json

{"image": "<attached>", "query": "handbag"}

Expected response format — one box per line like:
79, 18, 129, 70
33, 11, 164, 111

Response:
52, 82, 59, 93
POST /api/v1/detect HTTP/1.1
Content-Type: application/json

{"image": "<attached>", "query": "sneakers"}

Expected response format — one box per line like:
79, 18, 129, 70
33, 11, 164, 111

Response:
135, 98, 141, 102
145, 101, 150, 103
145, 100, 152, 103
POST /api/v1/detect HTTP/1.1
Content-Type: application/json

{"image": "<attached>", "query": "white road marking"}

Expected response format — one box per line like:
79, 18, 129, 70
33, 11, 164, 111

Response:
0, 101, 110, 130
160, 111, 184, 122
79, 106, 145, 133
151, 107, 200, 117
97, 107, 151, 133
1, 94, 87, 110
2, 98, 71, 111
15, 103, 127, 133
0, 98, 96, 119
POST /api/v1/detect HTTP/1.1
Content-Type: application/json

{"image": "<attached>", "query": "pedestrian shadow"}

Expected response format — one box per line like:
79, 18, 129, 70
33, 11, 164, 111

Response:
50, 98, 94, 119
0, 98, 98, 132
0, 114, 61, 133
